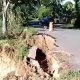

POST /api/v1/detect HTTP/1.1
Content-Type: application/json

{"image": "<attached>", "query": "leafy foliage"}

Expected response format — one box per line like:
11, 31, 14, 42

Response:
0, 0, 2, 11
38, 6, 51, 18
7, 9, 23, 38
6, 0, 38, 37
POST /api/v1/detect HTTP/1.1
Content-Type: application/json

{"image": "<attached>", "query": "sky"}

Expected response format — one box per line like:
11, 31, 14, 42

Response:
61, 0, 75, 5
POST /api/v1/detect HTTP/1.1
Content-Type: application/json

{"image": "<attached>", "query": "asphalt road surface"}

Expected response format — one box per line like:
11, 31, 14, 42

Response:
38, 28, 80, 70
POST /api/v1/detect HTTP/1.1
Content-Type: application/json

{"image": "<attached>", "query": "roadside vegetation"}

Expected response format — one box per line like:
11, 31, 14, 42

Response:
57, 70, 80, 80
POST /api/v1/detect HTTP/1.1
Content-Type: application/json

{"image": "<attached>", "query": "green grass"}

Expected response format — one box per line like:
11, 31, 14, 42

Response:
16, 44, 29, 60
0, 38, 29, 60
59, 70, 80, 80
0, 27, 37, 60
15, 27, 37, 60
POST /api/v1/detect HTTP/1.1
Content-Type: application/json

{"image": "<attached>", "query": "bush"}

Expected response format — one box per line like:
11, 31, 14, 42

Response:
16, 44, 29, 60
7, 10, 23, 39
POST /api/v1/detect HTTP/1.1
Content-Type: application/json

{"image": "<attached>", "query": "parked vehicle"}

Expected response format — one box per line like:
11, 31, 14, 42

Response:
40, 17, 49, 27
27, 17, 57, 28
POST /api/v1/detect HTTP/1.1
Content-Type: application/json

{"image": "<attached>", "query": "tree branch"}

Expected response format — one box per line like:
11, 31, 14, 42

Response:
4, 0, 10, 12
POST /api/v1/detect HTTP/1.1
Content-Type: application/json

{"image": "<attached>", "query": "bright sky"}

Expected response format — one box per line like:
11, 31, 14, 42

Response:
61, 0, 75, 5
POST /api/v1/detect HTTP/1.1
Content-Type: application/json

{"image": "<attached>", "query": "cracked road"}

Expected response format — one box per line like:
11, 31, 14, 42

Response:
38, 28, 80, 70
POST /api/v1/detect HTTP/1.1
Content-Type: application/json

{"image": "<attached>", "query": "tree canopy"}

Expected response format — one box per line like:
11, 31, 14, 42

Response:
0, 0, 80, 34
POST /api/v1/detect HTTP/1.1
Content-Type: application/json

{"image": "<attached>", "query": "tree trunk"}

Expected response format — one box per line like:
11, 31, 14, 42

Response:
2, 0, 10, 35
2, 0, 7, 35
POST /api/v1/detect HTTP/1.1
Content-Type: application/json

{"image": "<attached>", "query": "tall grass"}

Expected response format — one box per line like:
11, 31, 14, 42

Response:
7, 10, 23, 38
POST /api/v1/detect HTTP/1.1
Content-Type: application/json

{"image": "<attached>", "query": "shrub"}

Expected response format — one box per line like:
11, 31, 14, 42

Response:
16, 44, 29, 60
7, 10, 23, 39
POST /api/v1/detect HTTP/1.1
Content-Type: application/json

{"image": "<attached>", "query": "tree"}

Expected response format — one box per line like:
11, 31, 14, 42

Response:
38, 6, 51, 19
74, 0, 80, 28
36, 0, 63, 21
2, 0, 38, 35
2, 0, 10, 35
62, 1, 74, 23
0, 0, 2, 11
74, 0, 80, 16
62, 0, 80, 16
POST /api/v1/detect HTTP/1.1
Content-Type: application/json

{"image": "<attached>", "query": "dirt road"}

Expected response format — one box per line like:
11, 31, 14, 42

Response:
38, 28, 80, 70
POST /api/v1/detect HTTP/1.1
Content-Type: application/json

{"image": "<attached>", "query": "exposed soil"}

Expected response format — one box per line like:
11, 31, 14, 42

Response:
0, 33, 70, 80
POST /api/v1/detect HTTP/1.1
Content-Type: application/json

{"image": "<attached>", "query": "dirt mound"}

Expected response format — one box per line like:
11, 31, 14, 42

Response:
3, 62, 53, 80
0, 33, 70, 80
3, 50, 70, 80
26, 33, 56, 53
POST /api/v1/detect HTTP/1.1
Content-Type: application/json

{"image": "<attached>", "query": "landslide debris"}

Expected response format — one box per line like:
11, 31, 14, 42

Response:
0, 29, 70, 80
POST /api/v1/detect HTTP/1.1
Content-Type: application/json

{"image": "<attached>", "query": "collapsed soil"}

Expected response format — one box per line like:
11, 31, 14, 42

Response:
0, 30, 70, 80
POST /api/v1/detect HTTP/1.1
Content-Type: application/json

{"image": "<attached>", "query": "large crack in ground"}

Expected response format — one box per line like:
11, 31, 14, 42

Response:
35, 48, 48, 73
1, 33, 70, 80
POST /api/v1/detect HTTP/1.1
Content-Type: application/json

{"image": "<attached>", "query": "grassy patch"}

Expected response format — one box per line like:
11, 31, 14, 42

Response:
0, 27, 37, 60
20, 27, 37, 39
16, 44, 29, 60
59, 70, 80, 80
26, 27, 37, 37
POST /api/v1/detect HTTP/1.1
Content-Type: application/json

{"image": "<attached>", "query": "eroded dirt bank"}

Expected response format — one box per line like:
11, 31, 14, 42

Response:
0, 33, 70, 80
